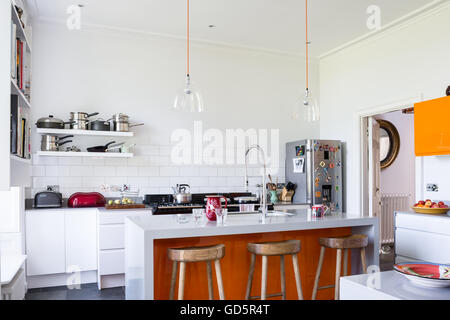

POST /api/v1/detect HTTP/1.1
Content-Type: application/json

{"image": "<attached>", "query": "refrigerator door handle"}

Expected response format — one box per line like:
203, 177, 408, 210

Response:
306, 140, 313, 205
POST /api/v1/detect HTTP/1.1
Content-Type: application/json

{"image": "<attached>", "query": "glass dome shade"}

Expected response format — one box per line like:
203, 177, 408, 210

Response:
292, 89, 320, 122
173, 75, 204, 113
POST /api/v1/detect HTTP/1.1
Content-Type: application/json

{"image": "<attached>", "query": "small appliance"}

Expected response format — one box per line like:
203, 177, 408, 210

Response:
34, 191, 63, 208
68, 192, 106, 208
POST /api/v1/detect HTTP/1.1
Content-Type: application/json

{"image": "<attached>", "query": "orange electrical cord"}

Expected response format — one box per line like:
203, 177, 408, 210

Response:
305, 0, 309, 90
187, 0, 190, 76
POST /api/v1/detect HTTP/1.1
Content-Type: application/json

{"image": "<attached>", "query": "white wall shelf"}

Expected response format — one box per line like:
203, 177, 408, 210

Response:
10, 79, 30, 108
36, 128, 134, 137
36, 151, 134, 158
10, 154, 31, 164
11, 3, 31, 52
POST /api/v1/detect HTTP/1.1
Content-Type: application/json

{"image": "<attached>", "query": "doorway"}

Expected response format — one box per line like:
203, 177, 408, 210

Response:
363, 106, 417, 256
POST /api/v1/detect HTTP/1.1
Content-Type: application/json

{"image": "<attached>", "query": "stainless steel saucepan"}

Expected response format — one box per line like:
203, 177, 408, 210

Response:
41, 135, 73, 152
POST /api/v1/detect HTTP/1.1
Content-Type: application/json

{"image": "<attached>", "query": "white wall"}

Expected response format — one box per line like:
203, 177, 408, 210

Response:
376, 111, 415, 203
319, 3, 450, 216
30, 22, 320, 198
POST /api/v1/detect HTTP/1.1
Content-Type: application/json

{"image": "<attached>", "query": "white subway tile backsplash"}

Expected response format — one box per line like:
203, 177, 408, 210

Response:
127, 156, 150, 167
227, 177, 243, 187
190, 177, 209, 187
116, 166, 139, 177
159, 146, 172, 156
218, 167, 235, 176
199, 167, 218, 177
93, 166, 116, 177
138, 167, 159, 176
104, 177, 127, 185
209, 177, 227, 187
104, 157, 128, 166
160, 166, 179, 177
82, 157, 105, 166
148, 177, 170, 187
58, 177, 83, 188
82, 177, 105, 188
179, 166, 200, 177
33, 156, 58, 166
70, 166, 94, 177
127, 177, 149, 187
32, 166, 46, 177
58, 157, 83, 165
138, 145, 160, 156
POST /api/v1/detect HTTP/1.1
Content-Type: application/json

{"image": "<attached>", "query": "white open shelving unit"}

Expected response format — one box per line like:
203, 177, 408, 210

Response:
36, 151, 134, 158
36, 128, 134, 137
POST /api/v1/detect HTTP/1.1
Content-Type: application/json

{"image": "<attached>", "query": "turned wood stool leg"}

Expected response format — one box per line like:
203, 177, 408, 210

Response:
361, 247, 367, 274
280, 255, 286, 300
214, 259, 225, 300
245, 253, 256, 300
169, 261, 178, 300
292, 254, 303, 300
312, 246, 326, 300
334, 249, 342, 300
343, 248, 349, 276
261, 255, 268, 300
178, 262, 186, 300
206, 261, 214, 300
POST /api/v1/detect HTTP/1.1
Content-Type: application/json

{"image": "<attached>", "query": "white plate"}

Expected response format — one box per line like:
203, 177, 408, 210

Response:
399, 273, 450, 288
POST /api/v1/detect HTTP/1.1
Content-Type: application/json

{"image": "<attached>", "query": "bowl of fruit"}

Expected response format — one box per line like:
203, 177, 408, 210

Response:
412, 200, 449, 215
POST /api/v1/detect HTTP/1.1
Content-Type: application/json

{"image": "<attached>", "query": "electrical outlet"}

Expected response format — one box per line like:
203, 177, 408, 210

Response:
426, 184, 439, 192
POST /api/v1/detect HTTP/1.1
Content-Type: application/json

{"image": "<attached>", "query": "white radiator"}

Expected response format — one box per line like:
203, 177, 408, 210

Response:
380, 193, 410, 245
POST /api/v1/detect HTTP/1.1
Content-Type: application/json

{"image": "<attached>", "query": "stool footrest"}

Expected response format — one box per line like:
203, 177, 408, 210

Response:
318, 284, 335, 290
249, 293, 283, 300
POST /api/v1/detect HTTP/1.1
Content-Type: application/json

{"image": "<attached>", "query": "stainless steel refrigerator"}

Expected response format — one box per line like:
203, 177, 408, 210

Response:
285, 140, 343, 212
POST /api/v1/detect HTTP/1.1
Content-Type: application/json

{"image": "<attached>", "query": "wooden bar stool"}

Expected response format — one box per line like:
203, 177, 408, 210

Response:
312, 234, 368, 300
245, 240, 303, 300
168, 244, 226, 300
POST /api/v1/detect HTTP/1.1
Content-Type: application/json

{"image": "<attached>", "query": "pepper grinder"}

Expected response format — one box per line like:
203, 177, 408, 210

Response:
446, 85, 450, 96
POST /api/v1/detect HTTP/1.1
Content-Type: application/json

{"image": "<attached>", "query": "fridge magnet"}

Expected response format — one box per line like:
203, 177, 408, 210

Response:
315, 191, 322, 198
295, 145, 305, 157
293, 158, 305, 173
329, 162, 335, 169
320, 161, 326, 168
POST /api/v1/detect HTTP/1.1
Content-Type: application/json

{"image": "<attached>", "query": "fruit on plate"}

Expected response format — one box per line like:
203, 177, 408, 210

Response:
414, 200, 448, 209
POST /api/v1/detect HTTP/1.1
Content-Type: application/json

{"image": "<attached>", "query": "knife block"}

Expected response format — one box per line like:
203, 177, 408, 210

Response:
280, 187, 294, 202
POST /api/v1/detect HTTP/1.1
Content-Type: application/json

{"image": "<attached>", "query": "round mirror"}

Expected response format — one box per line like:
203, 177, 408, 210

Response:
377, 120, 400, 169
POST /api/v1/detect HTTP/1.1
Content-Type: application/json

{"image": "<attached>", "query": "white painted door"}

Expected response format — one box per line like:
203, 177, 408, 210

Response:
65, 209, 98, 272
368, 117, 381, 217
25, 210, 66, 276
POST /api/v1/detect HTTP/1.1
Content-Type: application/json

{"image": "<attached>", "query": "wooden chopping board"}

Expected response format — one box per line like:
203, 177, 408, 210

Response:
105, 204, 146, 210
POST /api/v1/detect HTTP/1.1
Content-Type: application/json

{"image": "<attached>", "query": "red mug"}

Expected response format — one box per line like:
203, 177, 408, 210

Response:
205, 195, 228, 221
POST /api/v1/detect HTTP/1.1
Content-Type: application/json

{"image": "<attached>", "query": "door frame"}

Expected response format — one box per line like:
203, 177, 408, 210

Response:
354, 93, 424, 217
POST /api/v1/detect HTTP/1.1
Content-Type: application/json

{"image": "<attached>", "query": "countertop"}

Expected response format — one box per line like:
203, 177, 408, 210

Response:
126, 209, 378, 239
340, 270, 450, 300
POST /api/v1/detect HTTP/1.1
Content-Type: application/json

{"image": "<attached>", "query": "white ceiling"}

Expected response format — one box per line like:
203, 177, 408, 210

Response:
28, 0, 437, 56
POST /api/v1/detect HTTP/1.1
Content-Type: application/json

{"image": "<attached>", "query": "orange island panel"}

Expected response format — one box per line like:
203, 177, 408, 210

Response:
154, 227, 352, 300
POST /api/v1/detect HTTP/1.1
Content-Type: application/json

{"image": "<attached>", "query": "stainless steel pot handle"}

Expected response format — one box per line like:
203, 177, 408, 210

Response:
87, 112, 100, 118
57, 140, 73, 147
59, 135, 74, 140
129, 123, 144, 128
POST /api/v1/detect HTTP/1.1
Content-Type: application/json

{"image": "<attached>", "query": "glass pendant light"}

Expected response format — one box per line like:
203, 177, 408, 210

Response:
293, 0, 319, 122
173, 0, 204, 112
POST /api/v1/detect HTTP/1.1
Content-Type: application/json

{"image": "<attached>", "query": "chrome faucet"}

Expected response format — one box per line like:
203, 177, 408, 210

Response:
244, 145, 268, 215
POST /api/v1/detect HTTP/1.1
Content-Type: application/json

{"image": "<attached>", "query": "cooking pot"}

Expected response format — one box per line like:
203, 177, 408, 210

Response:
112, 121, 144, 132
36, 115, 74, 129
41, 134, 73, 151
173, 184, 192, 204
88, 119, 111, 131
87, 141, 121, 153
69, 112, 99, 130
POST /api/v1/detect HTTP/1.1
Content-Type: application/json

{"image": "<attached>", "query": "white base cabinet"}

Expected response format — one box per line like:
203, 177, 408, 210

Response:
25, 209, 98, 277
395, 211, 450, 264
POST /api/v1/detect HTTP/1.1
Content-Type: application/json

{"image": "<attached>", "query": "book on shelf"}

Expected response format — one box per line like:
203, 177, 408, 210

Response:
11, 22, 17, 79
10, 95, 30, 159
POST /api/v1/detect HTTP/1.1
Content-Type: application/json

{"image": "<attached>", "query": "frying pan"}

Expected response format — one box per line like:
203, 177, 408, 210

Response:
87, 141, 116, 153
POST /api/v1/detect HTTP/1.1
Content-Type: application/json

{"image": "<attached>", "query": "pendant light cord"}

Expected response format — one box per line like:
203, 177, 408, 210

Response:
305, 0, 309, 90
187, 0, 190, 76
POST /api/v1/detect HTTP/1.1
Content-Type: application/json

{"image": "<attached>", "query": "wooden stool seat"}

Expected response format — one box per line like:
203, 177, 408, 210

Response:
168, 244, 226, 300
247, 240, 301, 256
245, 240, 303, 300
312, 234, 368, 300
168, 244, 225, 262
319, 234, 368, 249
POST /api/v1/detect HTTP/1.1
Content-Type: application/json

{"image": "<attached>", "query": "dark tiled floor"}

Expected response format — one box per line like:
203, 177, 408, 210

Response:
25, 283, 125, 300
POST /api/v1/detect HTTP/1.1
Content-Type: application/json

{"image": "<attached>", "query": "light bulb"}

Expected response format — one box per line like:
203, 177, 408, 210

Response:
173, 75, 204, 112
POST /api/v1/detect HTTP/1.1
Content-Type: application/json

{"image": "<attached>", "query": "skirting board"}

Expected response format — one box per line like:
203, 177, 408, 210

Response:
27, 271, 97, 289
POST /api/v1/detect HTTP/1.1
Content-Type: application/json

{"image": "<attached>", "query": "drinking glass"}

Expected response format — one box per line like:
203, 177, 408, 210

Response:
176, 214, 190, 224
215, 208, 228, 226
192, 209, 205, 225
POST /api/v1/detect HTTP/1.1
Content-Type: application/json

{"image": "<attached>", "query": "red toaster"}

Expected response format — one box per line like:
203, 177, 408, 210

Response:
68, 192, 106, 208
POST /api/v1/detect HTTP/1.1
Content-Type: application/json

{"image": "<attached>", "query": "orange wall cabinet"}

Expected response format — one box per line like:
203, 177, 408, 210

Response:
415, 96, 450, 156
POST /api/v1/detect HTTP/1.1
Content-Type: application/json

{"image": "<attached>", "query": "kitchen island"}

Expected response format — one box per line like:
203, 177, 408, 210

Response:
124, 209, 379, 300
